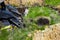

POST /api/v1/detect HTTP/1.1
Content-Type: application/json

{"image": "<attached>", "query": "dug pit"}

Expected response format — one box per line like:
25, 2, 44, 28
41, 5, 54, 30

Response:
37, 17, 50, 26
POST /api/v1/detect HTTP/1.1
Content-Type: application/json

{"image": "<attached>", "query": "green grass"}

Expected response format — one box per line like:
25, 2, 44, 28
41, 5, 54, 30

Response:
45, 0, 60, 6
25, 6, 60, 24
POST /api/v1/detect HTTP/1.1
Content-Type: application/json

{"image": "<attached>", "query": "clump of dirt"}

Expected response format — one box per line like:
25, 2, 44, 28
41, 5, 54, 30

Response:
17, 7, 25, 16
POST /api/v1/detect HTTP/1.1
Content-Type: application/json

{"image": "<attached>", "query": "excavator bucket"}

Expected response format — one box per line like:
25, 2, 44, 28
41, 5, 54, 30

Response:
0, 9, 24, 28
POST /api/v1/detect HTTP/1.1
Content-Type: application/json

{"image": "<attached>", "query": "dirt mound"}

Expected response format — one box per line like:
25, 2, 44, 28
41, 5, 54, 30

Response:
33, 23, 60, 40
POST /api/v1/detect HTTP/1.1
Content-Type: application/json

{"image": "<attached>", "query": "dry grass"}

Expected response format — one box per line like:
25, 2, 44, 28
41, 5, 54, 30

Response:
6, 0, 44, 6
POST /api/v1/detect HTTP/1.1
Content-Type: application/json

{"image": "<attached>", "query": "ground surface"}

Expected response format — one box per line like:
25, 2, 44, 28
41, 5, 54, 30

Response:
0, 0, 60, 40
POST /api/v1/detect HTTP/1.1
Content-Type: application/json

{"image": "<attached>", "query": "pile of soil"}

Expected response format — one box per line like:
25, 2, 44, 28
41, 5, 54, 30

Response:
33, 23, 60, 40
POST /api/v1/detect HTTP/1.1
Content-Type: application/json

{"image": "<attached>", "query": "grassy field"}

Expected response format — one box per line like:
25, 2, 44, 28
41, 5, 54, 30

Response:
0, 0, 60, 40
